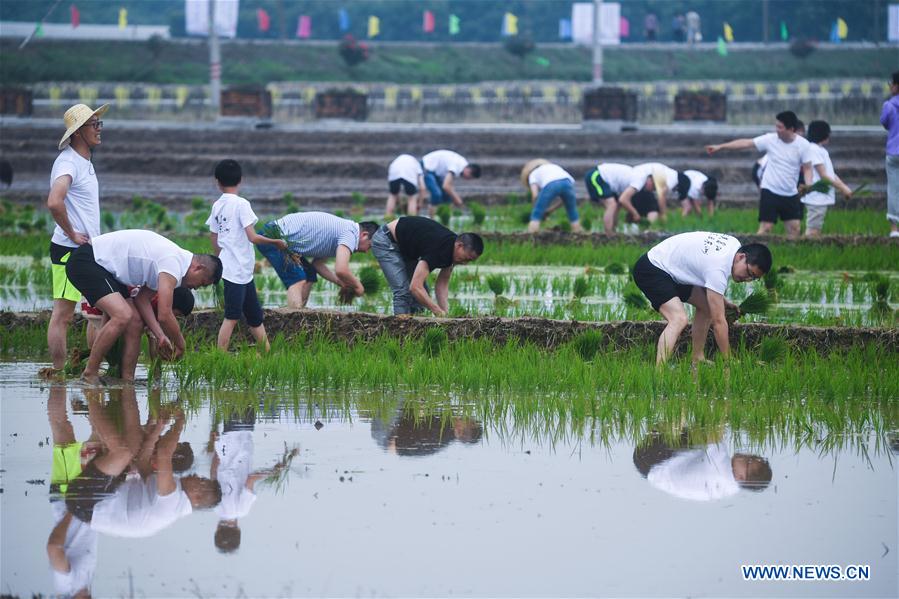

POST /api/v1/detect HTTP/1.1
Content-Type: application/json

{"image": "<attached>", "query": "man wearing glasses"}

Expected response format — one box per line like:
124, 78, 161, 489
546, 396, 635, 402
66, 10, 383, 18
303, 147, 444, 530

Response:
631, 232, 772, 365
45, 103, 109, 377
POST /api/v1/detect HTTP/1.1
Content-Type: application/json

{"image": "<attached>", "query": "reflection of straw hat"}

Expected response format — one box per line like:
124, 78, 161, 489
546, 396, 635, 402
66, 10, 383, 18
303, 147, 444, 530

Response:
58, 103, 109, 150
520, 158, 550, 189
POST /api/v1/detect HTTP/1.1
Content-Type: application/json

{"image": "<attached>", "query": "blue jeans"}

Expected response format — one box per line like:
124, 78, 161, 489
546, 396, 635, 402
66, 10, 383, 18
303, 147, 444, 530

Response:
370, 225, 428, 315
423, 171, 449, 205
530, 179, 579, 222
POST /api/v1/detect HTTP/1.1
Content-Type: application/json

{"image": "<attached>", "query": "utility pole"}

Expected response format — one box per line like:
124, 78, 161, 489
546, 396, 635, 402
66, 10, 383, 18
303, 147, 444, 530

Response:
208, 0, 221, 112
592, 0, 603, 85
762, 0, 769, 44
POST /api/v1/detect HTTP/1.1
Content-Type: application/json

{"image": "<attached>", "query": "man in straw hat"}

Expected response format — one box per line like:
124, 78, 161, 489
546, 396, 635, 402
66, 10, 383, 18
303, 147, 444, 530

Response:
45, 103, 109, 377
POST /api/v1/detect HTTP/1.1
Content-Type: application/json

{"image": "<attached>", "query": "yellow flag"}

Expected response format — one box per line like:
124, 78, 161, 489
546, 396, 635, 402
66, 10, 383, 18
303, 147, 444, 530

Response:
723, 22, 734, 43
837, 18, 847, 39
368, 15, 380, 38
118, 8, 127, 30
504, 12, 518, 36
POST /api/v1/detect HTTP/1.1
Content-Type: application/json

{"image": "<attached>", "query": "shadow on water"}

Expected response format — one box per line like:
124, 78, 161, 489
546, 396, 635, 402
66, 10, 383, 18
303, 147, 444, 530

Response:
1, 365, 896, 597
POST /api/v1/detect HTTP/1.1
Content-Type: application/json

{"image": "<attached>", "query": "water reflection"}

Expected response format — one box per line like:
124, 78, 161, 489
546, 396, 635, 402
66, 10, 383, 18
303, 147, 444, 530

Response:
369, 399, 483, 457
633, 430, 772, 501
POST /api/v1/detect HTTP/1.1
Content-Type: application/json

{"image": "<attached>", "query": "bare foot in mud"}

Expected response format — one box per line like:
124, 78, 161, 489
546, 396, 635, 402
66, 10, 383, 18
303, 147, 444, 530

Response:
38, 367, 64, 380
79, 372, 104, 386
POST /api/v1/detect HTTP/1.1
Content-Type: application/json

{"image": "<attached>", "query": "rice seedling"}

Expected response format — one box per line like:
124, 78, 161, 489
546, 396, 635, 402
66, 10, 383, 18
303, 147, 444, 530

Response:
758, 337, 789, 364
605, 262, 627, 275
421, 327, 447, 357
358, 265, 382, 295
801, 179, 833, 196
262, 222, 304, 267
258, 443, 301, 494
623, 286, 649, 310
572, 276, 589, 299
486, 274, 507, 297
763, 269, 779, 292
739, 290, 773, 315
436, 204, 452, 226
570, 330, 603, 361
470, 202, 487, 227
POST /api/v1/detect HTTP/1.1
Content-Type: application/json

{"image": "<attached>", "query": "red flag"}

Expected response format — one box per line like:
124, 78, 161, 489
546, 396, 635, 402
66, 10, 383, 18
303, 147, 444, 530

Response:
257, 9, 271, 32
70, 4, 80, 28
423, 10, 435, 33
297, 15, 311, 38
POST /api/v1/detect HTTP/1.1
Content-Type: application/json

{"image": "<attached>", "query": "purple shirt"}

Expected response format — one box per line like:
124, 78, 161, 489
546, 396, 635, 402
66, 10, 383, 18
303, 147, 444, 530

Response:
881, 95, 899, 156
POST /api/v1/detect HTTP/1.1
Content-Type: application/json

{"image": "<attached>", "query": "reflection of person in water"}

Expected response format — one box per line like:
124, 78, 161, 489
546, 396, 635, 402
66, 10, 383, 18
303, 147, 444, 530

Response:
633, 431, 772, 501
370, 401, 483, 456
210, 407, 298, 553
47, 385, 100, 598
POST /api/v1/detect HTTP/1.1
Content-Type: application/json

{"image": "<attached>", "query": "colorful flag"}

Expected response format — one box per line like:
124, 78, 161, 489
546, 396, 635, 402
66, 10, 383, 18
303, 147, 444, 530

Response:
502, 12, 518, 36
35, 21, 44, 37
257, 9, 270, 32
723, 22, 734, 42
716, 35, 728, 56
449, 14, 460, 35
558, 18, 571, 39
118, 7, 127, 29
837, 17, 848, 39
338, 8, 350, 32
780, 21, 788, 41
423, 10, 434, 33
297, 15, 311, 38
368, 15, 380, 38
70, 4, 80, 28
830, 21, 840, 43
620, 16, 629, 38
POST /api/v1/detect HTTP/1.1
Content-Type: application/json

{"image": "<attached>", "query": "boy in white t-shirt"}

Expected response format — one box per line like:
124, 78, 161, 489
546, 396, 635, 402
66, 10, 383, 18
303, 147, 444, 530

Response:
707, 111, 815, 238
631, 232, 772, 364
207, 160, 287, 352
802, 120, 853, 237
421, 150, 481, 217
524, 161, 583, 233
386, 154, 425, 217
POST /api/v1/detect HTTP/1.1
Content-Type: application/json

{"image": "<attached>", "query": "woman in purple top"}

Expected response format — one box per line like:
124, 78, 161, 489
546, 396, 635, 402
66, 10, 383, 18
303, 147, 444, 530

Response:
881, 71, 899, 238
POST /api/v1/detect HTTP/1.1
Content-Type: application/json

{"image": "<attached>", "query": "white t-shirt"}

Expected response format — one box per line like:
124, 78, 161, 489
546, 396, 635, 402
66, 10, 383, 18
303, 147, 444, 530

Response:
205, 193, 258, 284
90, 475, 193, 538
49, 147, 101, 248
647, 231, 741, 295
802, 144, 836, 206
753, 132, 816, 196
647, 443, 740, 502
422, 150, 468, 178
214, 430, 258, 520
596, 163, 634, 195
50, 502, 97, 597
528, 163, 574, 188
92, 230, 193, 290
683, 170, 709, 201
388, 154, 423, 183
632, 162, 678, 192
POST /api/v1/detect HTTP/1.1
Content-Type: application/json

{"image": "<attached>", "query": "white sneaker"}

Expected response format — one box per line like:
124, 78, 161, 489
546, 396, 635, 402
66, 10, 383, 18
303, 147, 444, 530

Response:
890, 231, 899, 238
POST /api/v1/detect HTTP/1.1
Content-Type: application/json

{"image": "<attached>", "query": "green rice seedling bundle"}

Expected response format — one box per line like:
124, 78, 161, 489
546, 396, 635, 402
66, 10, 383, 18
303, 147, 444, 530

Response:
337, 287, 356, 305
436, 204, 452, 226
801, 179, 833, 196
358, 265, 382, 295
850, 182, 871, 197
758, 337, 789, 364
470, 202, 487, 227
570, 330, 603, 362
605, 262, 627, 275
262, 222, 304, 267
763, 269, 779, 292
518, 208, 532, 225
422, 327, 447, 357
623, 287, 649, 310
739, 290, 773, 315
572, 276, 590, 299
259, 443, 300, 493
486, 274, 507, 297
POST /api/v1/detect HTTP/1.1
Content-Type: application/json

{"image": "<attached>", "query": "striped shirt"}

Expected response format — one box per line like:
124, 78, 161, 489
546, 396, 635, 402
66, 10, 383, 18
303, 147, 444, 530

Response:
272, 212, 359, 258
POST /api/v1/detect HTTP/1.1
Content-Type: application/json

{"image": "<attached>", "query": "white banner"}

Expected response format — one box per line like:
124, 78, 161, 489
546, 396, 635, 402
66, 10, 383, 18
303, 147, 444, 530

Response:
889, 5, 899, 42
185, 0, 239, 38
571, 2, 620, 46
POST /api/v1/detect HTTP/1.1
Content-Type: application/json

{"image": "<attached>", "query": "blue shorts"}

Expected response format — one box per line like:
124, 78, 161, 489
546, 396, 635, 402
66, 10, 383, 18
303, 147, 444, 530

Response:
256, 233, 318, 288
223, 280, 264, 327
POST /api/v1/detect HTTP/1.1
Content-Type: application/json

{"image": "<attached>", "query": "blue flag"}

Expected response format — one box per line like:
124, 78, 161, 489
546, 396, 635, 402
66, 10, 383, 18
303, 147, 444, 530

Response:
558, 18, 572, 40
339, 8, 350, 32
829, 21, 840, 43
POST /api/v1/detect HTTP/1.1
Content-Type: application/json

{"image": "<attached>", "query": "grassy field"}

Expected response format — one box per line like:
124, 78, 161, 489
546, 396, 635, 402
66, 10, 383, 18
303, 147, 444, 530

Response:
2, 39, 895, 85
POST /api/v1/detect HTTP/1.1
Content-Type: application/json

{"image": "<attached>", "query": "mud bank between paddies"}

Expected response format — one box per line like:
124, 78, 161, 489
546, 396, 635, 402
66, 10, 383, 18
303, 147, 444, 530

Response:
3, 310, 896, 356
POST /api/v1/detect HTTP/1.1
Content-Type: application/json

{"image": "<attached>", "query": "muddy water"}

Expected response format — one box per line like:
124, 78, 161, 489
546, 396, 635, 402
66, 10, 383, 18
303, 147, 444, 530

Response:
1, 362, 896, 598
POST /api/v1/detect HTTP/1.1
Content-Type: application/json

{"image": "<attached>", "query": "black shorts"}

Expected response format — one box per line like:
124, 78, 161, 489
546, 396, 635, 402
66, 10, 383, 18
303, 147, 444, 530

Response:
759, 188, 803, 223
389, 178, 418, 195
65, 244, 129, 307
631, 189, 660, 216
751, 162, 762, 187
675, 171, 690, 201
65, 461, 126, 524
632, 253, 694, 311
585, 168, 616, 203
223, 279, 264, 327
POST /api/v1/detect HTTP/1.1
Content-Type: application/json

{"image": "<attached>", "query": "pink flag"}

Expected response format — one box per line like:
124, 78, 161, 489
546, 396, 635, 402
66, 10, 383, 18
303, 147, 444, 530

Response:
620, 16, 630, 38
257, 9, 271, 32
423, 10, 435, 33
70, 4, 80, 28
297, 15, 311, 38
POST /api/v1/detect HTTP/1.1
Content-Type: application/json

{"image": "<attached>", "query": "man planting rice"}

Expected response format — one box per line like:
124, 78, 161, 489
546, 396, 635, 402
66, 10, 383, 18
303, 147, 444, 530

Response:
385, 154, 425, 217
371, 216, 483, 316
631, 232, 772, 365
613, 162, 678, 231
420, 150, 481, 217
65, 229, 222, 384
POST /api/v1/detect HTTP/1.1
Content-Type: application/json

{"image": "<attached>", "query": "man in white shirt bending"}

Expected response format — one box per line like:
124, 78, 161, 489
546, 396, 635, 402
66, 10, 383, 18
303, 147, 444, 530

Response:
421, 150, 481, 217
706, 111, 815, 238
65, 230, 222, 384
632, 232, 772, 364
45, 103, 109, 376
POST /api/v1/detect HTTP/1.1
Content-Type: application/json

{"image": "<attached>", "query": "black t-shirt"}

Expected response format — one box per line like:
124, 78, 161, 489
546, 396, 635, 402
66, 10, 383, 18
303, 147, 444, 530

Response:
395, 216, 457, 271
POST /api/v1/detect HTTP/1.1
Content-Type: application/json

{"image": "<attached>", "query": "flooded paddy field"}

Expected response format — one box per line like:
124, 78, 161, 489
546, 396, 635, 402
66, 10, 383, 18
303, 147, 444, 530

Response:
1, 362, 896, 597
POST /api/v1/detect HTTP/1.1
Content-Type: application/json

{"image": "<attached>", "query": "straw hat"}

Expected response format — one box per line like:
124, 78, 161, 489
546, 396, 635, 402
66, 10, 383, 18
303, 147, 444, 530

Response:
58, 103, 109, 150
651, 169, 669, 197
520, 158, 550, 190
